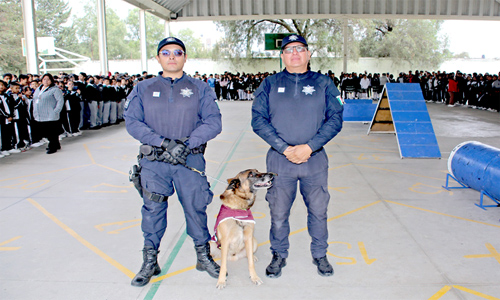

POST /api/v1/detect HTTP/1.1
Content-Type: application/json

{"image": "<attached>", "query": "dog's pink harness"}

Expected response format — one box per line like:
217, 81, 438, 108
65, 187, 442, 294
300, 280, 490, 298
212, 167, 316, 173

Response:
211, 204, 255, 248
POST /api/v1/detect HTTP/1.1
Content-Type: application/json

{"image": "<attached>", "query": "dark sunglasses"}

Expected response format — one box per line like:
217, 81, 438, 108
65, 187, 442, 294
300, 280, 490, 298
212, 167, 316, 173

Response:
160, 49, 185, 57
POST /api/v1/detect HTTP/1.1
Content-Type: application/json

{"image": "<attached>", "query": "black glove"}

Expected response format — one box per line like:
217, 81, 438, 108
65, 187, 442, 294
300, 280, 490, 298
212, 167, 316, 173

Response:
161, 139, 190, 165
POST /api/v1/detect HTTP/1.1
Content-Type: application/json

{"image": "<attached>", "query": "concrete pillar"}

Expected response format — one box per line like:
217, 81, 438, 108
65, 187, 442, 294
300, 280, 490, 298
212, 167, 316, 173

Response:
21, 0, 39, 74
96, 0, 109, 75
139, 9, 147, 73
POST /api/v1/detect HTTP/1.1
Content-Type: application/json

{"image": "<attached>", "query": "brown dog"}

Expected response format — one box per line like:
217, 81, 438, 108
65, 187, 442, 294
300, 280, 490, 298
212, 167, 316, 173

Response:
210, 169, 275, 289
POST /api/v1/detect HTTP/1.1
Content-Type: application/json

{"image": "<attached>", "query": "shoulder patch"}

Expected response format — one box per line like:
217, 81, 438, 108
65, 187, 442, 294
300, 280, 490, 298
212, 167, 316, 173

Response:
124, 98, 132, 110
336, 95, 344, 106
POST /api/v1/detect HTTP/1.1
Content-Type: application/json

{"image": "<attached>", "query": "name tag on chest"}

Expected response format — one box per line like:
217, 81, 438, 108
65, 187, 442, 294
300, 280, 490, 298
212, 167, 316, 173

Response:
153, 92, 160, 97
278, 87, 285, 93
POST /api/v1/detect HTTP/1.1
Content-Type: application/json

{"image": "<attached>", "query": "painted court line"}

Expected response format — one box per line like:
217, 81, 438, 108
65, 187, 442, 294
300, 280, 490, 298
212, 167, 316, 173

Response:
27, 198, 135, 278
385, 200, 500, 229
356, 164, 445, 181
0, 164, 92, 183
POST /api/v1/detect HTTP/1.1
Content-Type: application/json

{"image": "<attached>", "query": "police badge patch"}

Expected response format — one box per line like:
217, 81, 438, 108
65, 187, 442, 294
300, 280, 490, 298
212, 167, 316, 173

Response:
180, 88, 193, 97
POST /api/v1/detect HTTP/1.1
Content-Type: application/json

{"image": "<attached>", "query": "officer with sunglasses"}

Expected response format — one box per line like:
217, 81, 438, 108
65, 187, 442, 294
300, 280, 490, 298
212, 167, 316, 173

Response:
124, 37, 222, 286
252, 34, 344, 278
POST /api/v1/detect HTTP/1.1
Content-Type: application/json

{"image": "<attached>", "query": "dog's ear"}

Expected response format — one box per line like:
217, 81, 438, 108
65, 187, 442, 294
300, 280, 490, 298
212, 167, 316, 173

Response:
226, 177, 235, 184
227, 178, 240, 190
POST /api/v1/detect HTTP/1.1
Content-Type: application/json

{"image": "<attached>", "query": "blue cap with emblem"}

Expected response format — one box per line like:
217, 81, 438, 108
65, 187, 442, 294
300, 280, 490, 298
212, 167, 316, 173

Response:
281, 34, 308, 50
157, 37, 186, 54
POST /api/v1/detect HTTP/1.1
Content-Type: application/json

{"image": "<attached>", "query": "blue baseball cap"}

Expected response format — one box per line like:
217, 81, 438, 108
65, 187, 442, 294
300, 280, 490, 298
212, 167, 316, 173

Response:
281, 34, 308, 50
157, 37, 186, 54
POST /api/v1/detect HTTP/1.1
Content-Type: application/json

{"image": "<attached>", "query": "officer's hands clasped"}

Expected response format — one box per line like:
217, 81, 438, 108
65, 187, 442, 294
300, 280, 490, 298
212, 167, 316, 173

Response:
160, 138, 191, 165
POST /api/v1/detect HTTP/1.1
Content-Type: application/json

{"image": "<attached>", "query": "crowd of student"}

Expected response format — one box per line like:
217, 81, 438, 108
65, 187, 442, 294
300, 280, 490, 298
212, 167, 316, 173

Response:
1, 68, 499, 158
0, 71, 135, 158
336, 70, 500, 111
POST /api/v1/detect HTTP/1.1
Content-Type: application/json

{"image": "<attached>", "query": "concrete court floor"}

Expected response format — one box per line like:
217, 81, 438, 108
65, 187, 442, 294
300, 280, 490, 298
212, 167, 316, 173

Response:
0, 101, 499, 300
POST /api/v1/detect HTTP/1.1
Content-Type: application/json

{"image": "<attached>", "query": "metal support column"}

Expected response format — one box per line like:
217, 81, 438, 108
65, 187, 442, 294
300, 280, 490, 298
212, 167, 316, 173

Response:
343, 18, 348, 73
21, 0, 39, 74
164, 20, 171, 37
97, 0, 109, 75
139, 9, 148, 72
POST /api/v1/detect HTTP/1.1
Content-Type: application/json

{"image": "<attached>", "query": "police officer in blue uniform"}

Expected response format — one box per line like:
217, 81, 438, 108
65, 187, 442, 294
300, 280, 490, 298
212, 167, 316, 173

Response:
125, 37, 222, 286
252, 35, 344, 278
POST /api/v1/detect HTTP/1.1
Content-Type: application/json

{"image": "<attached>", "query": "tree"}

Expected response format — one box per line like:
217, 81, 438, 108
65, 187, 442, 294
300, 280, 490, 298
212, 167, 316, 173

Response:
175, 28, 212, 58
73, 0, 131, 60
125, 8, 165, 60
0, 0, 26, 74
215, 18, 449, 70
72, 1, 98, 59
215, 19, 343, 67
35, 0, 75, 49
357, 19, 449, 69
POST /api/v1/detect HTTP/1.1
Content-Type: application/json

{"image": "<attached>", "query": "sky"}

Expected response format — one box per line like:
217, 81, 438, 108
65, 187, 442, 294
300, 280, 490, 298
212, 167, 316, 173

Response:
67, 0, 500, 59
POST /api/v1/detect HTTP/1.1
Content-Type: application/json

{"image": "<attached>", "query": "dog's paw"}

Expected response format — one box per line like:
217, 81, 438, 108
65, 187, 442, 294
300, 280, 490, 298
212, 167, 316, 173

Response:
250, 275, 263, 286
216, 280, 227, 290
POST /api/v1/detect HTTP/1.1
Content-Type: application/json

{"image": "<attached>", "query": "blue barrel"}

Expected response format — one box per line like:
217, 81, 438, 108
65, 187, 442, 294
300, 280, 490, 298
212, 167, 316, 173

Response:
448, 141, 500, 201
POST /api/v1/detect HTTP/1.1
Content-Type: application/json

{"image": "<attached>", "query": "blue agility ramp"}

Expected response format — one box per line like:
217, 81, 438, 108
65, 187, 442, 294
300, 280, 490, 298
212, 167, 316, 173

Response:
368, 83, 441, 158
343, 99, 377, 122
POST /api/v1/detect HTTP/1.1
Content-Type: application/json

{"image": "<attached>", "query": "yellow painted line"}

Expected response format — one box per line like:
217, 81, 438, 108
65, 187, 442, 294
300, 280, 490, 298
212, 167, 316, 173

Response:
409, 183, 453, 195
150, 265, 196, 283
358, 242, 376, 265
224, 154, 266, 164
328, 186, 351, 193
327, 201, 382, 222
385, 200, 500, 229
0, 236, 22, 251
92, 183, 133, 188
150, 200, 383, 280
108, 223, 140, 234
258, 201, 382, 247
428, 285, 452, 300
331, 142, 398, 153
356, 164, 445, 181
95, 164, 128, 176
95, 218, 141, 232
452, 285, 500, 300
464, 243, 500, 264
83, 144, 96, 164
0, 164, 92, 183
357, 154, 369, 160
328, 163, 352, 171
205, 159, 220, 164
28, 198, 135, 279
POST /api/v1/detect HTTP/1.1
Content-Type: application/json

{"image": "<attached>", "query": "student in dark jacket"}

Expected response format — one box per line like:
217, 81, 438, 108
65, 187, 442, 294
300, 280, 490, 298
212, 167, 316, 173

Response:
85, 77, 101, 129
0, 80, 18, 156
65, 81, 82, 135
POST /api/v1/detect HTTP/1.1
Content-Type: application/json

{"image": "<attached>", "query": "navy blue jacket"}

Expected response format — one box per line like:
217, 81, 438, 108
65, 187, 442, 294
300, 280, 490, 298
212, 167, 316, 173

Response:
124, 73, 222, 149
252, 69, 343, 154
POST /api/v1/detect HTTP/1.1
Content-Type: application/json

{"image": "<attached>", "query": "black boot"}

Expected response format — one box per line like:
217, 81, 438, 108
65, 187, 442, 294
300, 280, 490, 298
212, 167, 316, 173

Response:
131, 246, 161, 287
266, 251, 287, 278
313, 256, 334, 277
194, 242, 220, 278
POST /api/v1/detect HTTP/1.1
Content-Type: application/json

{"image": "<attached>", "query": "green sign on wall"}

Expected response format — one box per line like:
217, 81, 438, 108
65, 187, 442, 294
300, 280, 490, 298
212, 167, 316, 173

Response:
264, 33, 295, 50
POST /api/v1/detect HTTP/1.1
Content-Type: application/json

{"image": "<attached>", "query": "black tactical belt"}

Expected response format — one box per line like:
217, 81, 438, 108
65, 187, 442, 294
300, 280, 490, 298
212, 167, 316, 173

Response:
140, 143, 206, 161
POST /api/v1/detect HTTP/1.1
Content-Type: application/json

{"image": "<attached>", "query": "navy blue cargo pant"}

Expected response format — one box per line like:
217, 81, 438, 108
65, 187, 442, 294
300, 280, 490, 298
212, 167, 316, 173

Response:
139, 153, 213, 249
266, 148, 330, 259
